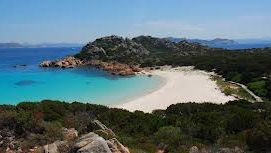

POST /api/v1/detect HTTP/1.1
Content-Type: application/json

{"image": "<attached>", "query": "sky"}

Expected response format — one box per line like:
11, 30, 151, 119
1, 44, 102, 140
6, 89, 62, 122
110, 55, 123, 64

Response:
0, 0, 271, 43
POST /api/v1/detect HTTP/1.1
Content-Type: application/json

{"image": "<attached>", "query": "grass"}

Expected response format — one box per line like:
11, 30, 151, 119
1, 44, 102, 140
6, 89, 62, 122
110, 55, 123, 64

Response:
211, 75, 255, 102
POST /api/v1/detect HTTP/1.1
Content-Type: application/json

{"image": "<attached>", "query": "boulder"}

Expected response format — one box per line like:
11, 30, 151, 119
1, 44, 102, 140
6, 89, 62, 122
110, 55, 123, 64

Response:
189, 146, 200, 153
73, 132, 111, 153
43, 140, 68, 153
217, 147, 244, 153
63, 128, 78, 140
131, 66, 142, 72
88, 60, 137, 76
7, 119, 130, 153
106, 138, 130, 153
40, 56, 84, 68
92, 120, 115, 137
55, 61, 63, 67
44, 143, 59, 153
200, 148, 209, 153
40, 61, 52, 67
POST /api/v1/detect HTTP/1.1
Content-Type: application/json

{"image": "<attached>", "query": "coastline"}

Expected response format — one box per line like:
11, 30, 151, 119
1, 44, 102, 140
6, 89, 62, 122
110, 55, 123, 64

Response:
109, 73, 167, 106
114, 66, 236, 113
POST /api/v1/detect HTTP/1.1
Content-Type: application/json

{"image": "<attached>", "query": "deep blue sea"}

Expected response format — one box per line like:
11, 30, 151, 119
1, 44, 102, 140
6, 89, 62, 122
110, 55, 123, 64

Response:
0, 47, 162, 105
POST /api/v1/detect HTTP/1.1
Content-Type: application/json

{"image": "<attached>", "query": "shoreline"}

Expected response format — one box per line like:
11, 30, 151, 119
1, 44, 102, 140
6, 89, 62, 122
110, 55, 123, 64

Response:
114, 66, 236, 113
109, 73, 167, 107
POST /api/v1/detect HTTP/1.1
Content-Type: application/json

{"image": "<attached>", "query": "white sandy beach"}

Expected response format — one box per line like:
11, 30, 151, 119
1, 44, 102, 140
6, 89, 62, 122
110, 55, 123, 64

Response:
115, 66, 236, 113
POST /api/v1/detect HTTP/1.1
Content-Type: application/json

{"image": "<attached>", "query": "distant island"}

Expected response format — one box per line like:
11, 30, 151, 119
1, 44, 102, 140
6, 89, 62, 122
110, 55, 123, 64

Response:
167, 37, 237, 47
0, 42, 83, 48
167, 37, 271, 49
2, 37, 271, 49
0, 43, 23, 48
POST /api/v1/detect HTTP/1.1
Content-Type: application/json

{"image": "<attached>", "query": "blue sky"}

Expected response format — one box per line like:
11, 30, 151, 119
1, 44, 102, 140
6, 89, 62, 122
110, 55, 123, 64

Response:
0, 0, 270, 43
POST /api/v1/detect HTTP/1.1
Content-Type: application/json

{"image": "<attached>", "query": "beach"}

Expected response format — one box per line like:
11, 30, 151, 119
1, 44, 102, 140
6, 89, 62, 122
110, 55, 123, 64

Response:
115, 66, 236, 112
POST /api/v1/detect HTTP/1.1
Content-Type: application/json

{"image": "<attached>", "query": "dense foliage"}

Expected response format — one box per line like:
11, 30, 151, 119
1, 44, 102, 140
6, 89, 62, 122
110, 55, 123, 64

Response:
1, 100, 271, 152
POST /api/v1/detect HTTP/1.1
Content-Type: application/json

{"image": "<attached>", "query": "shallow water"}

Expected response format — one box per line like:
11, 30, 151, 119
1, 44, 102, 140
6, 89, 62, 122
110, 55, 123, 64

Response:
0, 47, 162, 105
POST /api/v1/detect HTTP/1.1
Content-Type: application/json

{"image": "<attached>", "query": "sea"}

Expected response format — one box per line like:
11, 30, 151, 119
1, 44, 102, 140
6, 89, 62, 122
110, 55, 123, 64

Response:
0, 47, 162, 105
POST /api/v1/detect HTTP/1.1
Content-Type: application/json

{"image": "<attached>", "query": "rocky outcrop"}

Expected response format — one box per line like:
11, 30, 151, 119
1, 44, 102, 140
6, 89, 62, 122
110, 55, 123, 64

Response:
0, 129, 21, 153
63, 128, 78, 141
40, 60, 52, 67
91, 120, 115, 137
189, 146, 200, 153
87, 60, 141, 76
44, 141, 60, 153
40, 58, 142, 76
73, 132, 111, 153
217, 147, 244, 153
106, 138, 130, 153
132, 35, 214, 56
188, 146, 244, 153
40, 35, 212, 75
78, 36, 149, 64
39, 121, 130, 153
78, 35, 215, 63
40, 56, 84, 68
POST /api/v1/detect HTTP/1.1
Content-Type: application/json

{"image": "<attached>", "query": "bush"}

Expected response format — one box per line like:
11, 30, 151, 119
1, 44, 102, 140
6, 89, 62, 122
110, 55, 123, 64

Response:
247, 121, 271, 152
44, 121, 64, 142
154, 126, 182, 149
226, 109, 259, 134
248, 80, 267, 97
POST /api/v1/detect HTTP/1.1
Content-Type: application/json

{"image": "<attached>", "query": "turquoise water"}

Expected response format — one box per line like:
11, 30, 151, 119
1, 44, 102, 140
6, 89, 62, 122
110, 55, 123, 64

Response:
0, 47, 162, 105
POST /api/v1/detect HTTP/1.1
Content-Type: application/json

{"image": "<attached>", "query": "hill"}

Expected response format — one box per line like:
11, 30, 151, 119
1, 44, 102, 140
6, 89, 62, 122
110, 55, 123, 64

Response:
167, 37, 237, 48
0, 42, 82, 48
74, 35, 217, 66
167, 37, 271, 49
0, 43, 23, 48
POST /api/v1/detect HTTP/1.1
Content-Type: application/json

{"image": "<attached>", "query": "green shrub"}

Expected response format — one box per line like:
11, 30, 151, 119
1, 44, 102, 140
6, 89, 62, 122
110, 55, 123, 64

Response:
226, 109, 259, 134
154, 126, 182, 149
248, 80, 267, 97
247, 121, 271, 152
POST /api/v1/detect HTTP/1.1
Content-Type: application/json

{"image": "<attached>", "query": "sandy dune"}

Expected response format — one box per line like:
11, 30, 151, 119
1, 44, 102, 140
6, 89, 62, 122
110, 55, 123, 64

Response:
115, 66, 235, 113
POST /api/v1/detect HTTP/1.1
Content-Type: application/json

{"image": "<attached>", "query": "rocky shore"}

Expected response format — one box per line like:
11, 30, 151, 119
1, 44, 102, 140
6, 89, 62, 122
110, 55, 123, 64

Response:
87, 60, 142, 76
40, 56, 84, 68
40, 56, 142, 76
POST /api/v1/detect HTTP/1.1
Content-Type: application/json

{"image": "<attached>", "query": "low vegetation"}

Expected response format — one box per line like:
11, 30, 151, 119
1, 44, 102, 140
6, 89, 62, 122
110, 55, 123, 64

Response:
211, 75, 255, 101
1, 100, 271, 152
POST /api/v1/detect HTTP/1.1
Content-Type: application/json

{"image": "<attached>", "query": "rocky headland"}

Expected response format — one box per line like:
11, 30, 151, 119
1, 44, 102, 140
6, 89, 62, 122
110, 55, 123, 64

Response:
40, 35, 216, 76
87, 60, 142, 76
40, 56, 141, 76
40, 56, 84, 68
